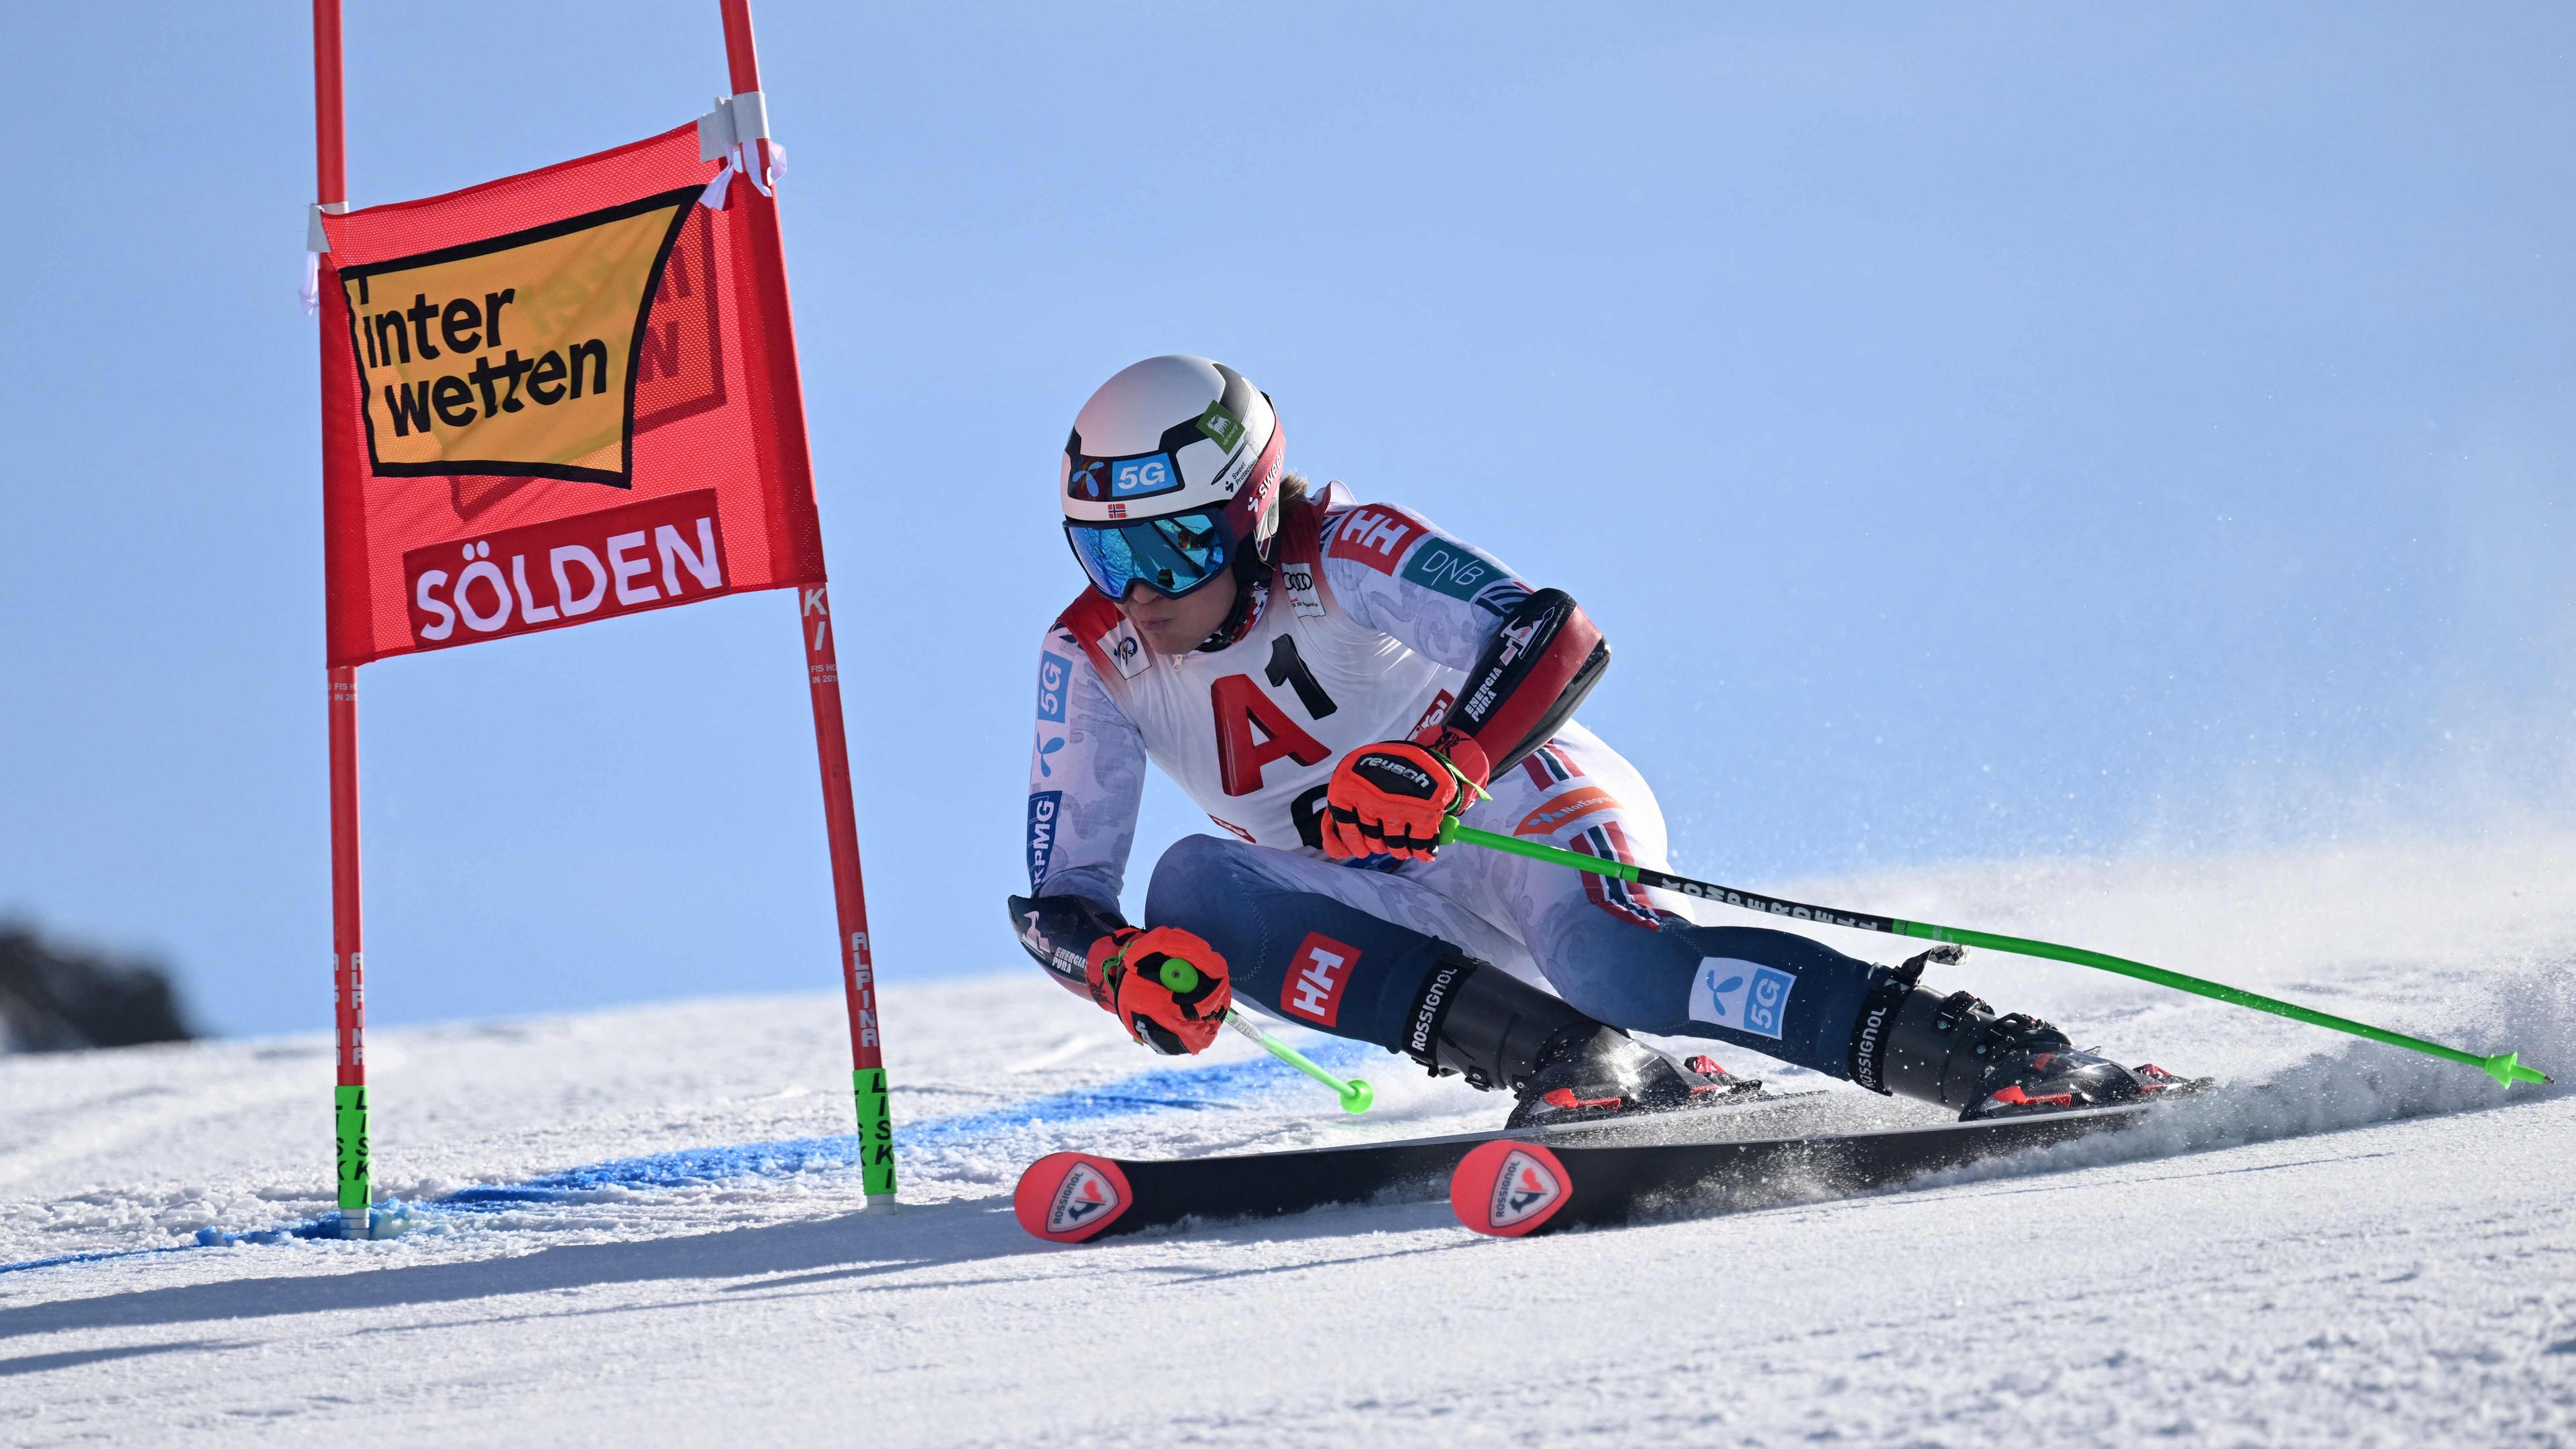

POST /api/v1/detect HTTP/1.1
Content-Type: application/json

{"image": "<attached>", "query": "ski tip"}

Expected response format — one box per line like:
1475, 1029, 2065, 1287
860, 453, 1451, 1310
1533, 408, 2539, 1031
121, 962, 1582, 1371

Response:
1013, 1152, 1134, 1244
1449, 1140, 1572, 1238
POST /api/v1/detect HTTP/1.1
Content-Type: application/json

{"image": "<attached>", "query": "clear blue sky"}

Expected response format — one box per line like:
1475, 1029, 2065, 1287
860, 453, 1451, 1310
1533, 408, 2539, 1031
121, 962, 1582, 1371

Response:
3, 3, 2569, 1038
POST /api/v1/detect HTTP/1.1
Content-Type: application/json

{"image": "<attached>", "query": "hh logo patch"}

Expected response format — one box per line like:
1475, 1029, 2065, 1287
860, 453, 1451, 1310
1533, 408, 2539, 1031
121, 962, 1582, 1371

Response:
1035, 650, 1071, 723
1331, 505, 1421, 574
1515, 786, 1619, 838
1691, 960, 1795, 1039
1488, 1148, 1563, 1229
1093, 619, 1151, 680
339, 188, 700, 488
1281, 931, 1357, 1027
1046, 1160, 1124, 1234
1399, 537, 1507, 603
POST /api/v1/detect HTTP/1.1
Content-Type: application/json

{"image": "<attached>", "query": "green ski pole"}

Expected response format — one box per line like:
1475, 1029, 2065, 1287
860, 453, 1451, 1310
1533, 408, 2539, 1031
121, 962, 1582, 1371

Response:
1442, 820, 2551, 1088
1226, 1010, 1374, 1113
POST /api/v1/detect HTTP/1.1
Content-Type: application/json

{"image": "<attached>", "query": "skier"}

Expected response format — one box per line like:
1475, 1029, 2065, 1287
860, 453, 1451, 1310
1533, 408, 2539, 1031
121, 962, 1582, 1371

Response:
1011, 355, 2188, 1126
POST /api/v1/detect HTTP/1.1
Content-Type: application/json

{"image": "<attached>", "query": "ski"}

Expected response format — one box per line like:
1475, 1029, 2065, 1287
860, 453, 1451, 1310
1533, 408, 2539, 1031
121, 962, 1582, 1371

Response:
1448, 1098, 2167, 1237
1012, 1090, 1822, 1244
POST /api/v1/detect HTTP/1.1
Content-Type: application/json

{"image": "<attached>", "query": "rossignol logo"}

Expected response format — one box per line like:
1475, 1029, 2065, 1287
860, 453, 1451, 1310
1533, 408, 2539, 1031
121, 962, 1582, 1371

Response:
1487, 1148, 1563, 1229
1281, 932, 1357, 1028
1046, 1161, 1123, 1234
1408, 963, 1466, 1057
1853, 999, 1893, 1092
340, 189, 700, 488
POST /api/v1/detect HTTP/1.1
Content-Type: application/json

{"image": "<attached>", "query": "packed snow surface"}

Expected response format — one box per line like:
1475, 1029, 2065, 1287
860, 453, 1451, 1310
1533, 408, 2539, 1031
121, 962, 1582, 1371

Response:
5, 832, 2574, 1446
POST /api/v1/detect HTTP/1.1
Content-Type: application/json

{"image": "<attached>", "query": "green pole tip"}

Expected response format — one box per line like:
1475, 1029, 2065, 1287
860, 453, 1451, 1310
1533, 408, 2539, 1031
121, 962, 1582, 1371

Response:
1340, 1078, 1374, 1114
2481, 1052, 2551, 1087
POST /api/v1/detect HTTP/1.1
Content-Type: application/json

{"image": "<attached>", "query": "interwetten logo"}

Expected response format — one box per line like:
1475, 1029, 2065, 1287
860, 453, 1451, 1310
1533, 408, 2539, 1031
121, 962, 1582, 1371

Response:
340, 189, 699, 488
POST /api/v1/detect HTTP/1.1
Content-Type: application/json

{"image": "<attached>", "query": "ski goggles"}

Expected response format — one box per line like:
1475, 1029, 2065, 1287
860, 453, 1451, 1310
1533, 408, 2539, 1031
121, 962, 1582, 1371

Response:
1065, 509, 1234, 600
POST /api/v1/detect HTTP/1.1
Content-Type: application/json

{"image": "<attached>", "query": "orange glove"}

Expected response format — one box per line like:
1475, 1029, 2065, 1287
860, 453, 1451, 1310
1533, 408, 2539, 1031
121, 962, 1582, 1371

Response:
1322, 731, 1491, 862
1085, 925, 1232, 1055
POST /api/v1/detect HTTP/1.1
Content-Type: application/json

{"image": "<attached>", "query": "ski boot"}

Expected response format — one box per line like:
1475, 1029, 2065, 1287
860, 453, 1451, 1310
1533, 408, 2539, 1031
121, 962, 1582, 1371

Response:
1399, 954, 1762, 1129
1848, 945, 2204, 1120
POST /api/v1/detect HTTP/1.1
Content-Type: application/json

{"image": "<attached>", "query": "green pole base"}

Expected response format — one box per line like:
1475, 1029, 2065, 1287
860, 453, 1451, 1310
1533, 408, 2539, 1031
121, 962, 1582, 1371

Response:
1339, 1079, 1374, 1114
854, 1068, 897, 1199
334, 1083, 371, 1226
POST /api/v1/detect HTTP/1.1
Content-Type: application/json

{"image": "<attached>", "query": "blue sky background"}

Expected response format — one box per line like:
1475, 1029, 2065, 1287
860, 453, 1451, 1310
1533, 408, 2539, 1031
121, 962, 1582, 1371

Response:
2, 3, 2569, 1037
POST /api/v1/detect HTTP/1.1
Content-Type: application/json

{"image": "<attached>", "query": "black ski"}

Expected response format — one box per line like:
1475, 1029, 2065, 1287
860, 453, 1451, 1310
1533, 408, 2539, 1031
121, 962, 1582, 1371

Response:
1012, 1091, 1819, 1244
1450, 1099, 2165, 1237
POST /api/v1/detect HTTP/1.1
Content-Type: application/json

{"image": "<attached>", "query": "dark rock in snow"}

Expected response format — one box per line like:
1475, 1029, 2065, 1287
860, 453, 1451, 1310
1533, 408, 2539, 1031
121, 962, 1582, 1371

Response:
0, 920, 196, 1053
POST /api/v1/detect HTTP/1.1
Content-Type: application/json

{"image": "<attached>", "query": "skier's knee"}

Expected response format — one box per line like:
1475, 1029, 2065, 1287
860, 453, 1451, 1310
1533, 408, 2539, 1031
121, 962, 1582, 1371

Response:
1144, 833, 1263, 929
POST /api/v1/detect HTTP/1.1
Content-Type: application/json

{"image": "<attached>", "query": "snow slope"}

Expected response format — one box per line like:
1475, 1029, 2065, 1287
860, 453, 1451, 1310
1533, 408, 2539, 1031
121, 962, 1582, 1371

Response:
5, 832, 2574, 1446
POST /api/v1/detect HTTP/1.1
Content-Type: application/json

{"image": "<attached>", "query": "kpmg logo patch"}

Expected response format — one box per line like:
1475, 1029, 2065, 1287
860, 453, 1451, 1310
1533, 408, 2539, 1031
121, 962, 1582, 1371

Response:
1036, 650, 1071, 723
1026, 790, 1063, 889
1690, 959, 1794, 1039
1110, 454, 1177, 498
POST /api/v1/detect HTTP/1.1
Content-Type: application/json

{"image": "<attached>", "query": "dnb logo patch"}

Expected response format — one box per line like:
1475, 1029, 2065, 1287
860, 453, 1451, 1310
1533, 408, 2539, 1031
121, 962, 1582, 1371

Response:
1449, 1140, 1570, 1237
1398, 537, 1510, 604
1690, 959, 1796, 1040
338, 188, 700, 488
1013, 1153, 1133, 1242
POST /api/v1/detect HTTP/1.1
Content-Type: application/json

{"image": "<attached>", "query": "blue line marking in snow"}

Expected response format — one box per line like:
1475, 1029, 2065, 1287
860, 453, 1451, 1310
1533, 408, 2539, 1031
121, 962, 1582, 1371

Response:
0, 1037, 1381, 1273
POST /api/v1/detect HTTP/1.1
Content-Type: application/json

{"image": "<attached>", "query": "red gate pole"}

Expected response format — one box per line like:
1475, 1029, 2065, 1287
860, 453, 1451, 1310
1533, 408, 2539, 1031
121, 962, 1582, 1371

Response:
312, 0, 371, 1236
716, 0, 897, 1203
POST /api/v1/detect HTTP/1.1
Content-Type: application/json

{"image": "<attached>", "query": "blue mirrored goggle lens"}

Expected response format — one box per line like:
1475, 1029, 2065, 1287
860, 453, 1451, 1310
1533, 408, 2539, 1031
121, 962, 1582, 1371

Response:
1066, 513, 1231, 598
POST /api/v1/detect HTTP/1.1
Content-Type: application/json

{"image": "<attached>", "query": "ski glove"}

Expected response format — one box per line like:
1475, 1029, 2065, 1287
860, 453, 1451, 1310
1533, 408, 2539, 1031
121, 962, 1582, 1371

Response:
1322, 730, 1491, 862
1085, 925, 1232, 1055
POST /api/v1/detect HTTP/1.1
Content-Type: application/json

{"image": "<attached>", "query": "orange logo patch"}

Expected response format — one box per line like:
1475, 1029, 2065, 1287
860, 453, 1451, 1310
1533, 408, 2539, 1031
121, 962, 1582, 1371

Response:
1515, 786, 1617, 837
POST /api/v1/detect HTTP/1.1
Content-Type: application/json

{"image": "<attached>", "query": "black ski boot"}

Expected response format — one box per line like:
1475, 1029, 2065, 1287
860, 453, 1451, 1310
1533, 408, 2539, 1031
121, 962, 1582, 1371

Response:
1400, 955, 1762, 1129
1847, 945, 2202, 1119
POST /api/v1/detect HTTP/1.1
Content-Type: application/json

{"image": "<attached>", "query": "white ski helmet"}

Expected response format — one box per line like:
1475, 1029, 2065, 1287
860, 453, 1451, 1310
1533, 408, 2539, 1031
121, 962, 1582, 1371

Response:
1060, 355, 1285, 600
